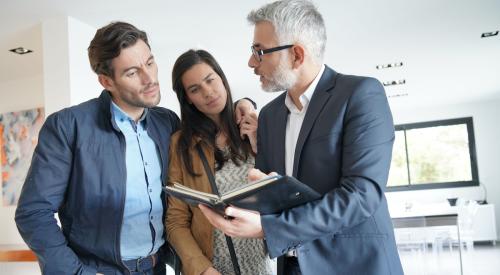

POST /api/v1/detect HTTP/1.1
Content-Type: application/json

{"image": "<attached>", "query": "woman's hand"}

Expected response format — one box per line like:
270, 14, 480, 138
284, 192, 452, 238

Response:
201, 266, 222, 275
234, 98, 256, 125
239, 112, 258, 153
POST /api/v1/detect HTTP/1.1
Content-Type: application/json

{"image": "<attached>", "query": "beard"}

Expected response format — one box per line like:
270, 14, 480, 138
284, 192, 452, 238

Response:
139, 82, 161, 108
118, 82, 162, 109
261, 54, 298, 93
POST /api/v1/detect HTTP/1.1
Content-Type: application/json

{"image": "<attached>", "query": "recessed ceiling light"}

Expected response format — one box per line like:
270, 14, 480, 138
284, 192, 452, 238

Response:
9, 47, 33, 55
383, 79, 406, 86
481, 31, 499, 38
387, 93, 408, 98
376, 62, 403, 70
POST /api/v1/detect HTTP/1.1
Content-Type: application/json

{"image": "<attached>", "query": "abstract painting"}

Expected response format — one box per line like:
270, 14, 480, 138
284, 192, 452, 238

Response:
0, 108, 44, 206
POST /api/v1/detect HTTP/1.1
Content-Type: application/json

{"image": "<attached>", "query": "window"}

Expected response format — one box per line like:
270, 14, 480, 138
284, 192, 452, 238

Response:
387, 117, 479, 191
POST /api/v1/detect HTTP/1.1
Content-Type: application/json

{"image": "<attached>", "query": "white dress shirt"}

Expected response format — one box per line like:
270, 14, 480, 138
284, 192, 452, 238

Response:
285, 65, 325, 177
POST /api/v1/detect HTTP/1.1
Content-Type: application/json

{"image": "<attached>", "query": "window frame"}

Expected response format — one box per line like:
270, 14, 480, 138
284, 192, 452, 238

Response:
387, 117, 479, 192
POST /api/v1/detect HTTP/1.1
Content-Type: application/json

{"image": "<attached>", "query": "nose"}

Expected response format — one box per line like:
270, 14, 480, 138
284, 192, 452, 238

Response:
201, 84, 214, 98
141, 66, 154, 84
248, 54, 258, 69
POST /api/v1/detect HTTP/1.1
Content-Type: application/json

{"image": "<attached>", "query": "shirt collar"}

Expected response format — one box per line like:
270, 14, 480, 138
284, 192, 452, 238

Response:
111, 101, 148, 127
285, 64, 325, 113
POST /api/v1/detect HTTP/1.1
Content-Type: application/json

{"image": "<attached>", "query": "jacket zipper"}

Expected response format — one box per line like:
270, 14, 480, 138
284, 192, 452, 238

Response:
116, 131, 128, 271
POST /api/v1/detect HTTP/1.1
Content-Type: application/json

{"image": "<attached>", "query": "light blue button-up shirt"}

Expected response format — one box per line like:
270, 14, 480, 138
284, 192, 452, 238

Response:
112, 102, 164, 260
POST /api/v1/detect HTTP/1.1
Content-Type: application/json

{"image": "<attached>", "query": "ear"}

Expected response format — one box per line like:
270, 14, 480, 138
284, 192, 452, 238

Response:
98, 74, 115, 91
291, 45, 305, 69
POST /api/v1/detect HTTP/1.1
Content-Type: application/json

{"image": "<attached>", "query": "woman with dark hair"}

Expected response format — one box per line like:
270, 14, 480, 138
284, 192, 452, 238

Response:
166, 49, 272, 275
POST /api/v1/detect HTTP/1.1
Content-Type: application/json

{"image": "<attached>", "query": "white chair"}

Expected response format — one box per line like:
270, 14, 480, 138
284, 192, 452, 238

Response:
456, 199, 479, 252
395, 222, 429, 275
432, 227, 453, 254
431, 199, 479, 253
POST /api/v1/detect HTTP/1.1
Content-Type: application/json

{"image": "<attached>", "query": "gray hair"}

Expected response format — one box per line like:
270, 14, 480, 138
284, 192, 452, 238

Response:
247, 0, 326, 65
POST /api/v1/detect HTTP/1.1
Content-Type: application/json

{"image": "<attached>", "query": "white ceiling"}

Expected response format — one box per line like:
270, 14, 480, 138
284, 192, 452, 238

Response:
1, 0, 499, 111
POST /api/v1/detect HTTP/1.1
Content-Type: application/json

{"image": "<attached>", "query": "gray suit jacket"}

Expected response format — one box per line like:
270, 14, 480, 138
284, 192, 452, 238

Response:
256, 66, 403, 275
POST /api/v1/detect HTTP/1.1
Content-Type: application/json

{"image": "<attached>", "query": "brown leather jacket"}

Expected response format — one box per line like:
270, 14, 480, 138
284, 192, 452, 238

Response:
165, 131, 220, 275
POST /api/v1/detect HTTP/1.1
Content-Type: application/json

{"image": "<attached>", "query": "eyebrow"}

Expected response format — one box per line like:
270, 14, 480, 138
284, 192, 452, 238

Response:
186, 72, 214, 91
120, 55, 155, 76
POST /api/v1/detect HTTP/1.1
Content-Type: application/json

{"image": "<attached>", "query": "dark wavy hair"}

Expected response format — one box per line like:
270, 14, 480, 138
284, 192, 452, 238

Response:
172, 49, 252, 176
88, 21, 149, 78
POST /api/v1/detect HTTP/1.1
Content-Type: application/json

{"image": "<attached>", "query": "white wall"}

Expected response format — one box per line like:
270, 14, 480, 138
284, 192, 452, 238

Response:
41, 16, 70, 116
387, 98, 500, 240
0, 74, 44, 245
67, 17, 101, 106
42, 16, 100, 116
0, 75, 44, 114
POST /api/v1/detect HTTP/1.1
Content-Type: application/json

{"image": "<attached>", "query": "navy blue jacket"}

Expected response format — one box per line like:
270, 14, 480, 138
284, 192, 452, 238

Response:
257, 66, 403, 275
15, 91, 180, 274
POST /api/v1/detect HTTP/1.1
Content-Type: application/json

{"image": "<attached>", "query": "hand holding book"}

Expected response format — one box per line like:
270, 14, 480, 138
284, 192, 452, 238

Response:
199, 204, 265, 238
164, 174, 321, 215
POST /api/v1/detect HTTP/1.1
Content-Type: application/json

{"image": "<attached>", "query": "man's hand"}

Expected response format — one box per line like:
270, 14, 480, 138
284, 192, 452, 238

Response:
239, 112, 258, 153
198, 205, 264, 238
201, 266, 222, 275
235, 98, 257, 125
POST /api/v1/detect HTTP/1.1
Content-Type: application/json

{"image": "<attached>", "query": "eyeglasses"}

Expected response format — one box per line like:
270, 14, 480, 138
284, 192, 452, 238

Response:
251, 44, 293, 62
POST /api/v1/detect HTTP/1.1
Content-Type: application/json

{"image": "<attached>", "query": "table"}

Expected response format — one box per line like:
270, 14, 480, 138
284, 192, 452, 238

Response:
392, 213, 463, 275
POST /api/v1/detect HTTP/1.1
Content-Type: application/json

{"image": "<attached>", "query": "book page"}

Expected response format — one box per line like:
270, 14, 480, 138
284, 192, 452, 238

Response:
220, 175, 281, 201
169, 182, 220, 200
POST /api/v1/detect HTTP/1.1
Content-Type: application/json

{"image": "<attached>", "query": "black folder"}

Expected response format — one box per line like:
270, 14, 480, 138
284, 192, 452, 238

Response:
164, 175, 321, 215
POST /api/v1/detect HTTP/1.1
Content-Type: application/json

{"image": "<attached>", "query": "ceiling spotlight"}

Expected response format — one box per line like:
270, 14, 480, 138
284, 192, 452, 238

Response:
9, 47, 33, 55
387, 93, 408, 98
376, 62, 403, 70
481, 31, 499, 38
383, 79, 406, 86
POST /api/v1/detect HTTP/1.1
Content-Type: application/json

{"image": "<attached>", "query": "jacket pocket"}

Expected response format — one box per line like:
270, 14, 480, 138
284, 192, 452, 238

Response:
331, 233, 391, 274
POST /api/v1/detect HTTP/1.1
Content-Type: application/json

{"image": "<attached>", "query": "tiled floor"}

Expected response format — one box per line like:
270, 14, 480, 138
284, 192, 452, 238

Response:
399, 242, 500, 275
2, 243, 499, 275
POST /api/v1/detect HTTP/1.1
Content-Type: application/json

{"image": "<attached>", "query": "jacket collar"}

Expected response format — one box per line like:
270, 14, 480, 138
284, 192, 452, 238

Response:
293, 66, 338, 176
98, 90, 151, 132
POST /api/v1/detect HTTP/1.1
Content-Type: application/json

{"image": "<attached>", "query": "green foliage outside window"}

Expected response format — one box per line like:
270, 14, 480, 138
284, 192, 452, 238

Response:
387, 117, 478, 191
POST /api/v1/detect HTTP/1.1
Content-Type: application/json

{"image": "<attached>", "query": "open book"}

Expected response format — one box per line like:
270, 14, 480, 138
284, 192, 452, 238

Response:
164, 175, 321, 215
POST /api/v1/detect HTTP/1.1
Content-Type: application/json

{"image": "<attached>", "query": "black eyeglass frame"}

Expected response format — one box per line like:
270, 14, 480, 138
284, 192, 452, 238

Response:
251, 44, 294, 62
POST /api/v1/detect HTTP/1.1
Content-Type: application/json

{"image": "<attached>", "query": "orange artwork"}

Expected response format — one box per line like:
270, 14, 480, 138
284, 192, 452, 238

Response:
0, 108, 44, 206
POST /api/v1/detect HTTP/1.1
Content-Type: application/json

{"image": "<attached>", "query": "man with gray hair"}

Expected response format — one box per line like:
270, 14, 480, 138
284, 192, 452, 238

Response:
199, 0, 404, 274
